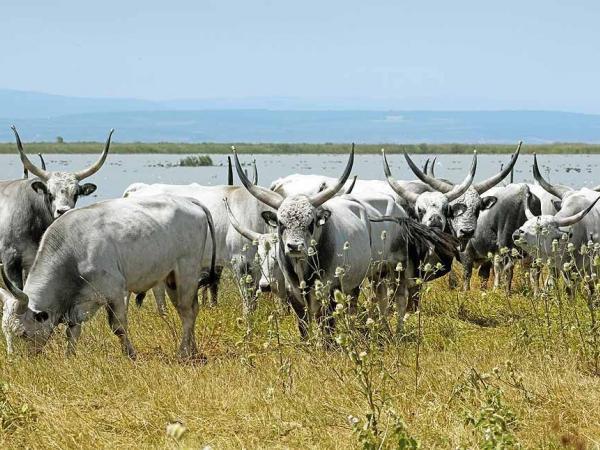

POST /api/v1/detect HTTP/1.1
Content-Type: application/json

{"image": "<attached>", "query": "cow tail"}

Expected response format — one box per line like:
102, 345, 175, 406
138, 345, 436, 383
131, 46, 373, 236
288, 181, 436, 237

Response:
192, 200, 218, 288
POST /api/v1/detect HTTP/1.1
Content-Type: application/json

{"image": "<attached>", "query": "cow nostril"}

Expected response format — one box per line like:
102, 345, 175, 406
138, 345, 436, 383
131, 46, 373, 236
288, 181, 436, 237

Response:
461, 229, 475, 238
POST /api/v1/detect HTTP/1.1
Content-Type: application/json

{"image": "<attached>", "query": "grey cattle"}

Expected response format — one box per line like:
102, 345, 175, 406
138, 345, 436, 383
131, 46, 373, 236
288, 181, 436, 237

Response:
460, 183, 542, 292
0, 195, 216, 358
0, 127, 112, 289
514, 187, 600, 290
382, 150, 477, 233
224, 200, 287, 300
123, 182, 275, 314
410, 143, 521, 250
270, 173, 432, 213
234, 146, 372, 338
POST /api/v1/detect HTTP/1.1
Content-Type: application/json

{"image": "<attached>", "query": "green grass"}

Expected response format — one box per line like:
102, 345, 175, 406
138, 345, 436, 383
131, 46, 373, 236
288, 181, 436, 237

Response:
1, 267, 599, 449
2, 141, 600, 154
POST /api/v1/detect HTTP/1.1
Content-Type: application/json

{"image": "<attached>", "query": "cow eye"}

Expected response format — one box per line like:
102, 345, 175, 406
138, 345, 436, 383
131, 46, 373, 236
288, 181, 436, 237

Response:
308, 221, 315, 234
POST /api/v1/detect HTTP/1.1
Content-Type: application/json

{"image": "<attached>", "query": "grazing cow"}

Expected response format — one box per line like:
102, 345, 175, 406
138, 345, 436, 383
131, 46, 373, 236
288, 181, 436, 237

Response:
382, 150, 477, 233
0, 127, 112, 289
0, 195, 216, 358
123, 182, 275, 314
233, 146, 373, 338
513, 186, 600, 292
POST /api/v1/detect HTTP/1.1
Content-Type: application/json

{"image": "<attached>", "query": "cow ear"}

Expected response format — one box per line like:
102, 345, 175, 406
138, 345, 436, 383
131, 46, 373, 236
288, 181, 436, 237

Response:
79, 183, 97, 196
481, 196, 497, 210
261, 211, 278, 228
552, 200, 562, 212
31, 181, 48, 195
450, 203, 467, 218
33, 311, 49, 322
317, 209, 332, 226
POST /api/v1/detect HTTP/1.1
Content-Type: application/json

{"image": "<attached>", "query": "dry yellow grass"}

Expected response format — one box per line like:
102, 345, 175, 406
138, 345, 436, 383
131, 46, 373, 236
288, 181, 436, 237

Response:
1, 269, 600, 449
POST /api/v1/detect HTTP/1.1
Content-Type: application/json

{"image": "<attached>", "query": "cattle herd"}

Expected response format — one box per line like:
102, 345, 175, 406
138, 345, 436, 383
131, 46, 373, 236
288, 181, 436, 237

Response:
0, 127, 599, 360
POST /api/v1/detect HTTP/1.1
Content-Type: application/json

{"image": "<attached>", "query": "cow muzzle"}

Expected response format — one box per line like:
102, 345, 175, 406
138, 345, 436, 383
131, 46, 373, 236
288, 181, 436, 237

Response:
285, 241, 305, 256
259, 280, 272, 293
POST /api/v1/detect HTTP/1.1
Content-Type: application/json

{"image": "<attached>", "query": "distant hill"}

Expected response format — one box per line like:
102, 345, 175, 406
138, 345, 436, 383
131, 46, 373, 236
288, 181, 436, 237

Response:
1, 89, 600, 143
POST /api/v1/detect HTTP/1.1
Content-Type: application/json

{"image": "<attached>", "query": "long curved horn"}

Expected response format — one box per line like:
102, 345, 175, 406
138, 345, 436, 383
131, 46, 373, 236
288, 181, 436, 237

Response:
428, 157, 437, 177
422, 159, 429, 175
445, 151, 478, 202
73, 129, 114, 180
0, 264, 29, 315
308, 143, 354, 207
233, 147, 283, 210
224, 198, 263, 242
522, 185, 536, 220
555, 196, 600, 227
227, 156, 233, 185
404, 151, 453, 193
382, 149, 419, 204
533, 153, 570, 199
473, 141, 521, 194
11, 126, 49, 180
251, 159, 258, 185
38, 153, 47, 171
344, 175, 357, 194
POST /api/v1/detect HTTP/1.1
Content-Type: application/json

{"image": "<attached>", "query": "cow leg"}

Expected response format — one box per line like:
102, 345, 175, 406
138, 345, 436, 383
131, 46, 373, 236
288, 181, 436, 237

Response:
288, 292, 309, 340
447, 269, 458, 289
477, 261, 491, 290
373, 281, 392, 336
493, 257, 503, 290
462, 259, 473, 291
505, 259, 514, 295
106, 300, 136, 359
152, 282, 167, 316
65, 323, 82, 356
166, 269, 200, 358
208, 266, 222, 307
395, 282, 410, 338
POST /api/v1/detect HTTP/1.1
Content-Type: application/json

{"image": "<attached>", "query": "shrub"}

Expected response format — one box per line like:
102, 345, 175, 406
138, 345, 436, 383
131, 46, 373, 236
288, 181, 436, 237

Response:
179, 155, 213, 167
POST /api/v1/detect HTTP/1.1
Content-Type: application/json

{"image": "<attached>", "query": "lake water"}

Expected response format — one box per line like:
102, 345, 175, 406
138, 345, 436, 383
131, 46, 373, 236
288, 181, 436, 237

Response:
1, 153, 598, 206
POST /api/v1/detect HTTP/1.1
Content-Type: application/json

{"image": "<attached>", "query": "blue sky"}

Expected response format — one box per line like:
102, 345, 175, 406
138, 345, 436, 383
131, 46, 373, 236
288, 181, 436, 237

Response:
2, 0, 600, 112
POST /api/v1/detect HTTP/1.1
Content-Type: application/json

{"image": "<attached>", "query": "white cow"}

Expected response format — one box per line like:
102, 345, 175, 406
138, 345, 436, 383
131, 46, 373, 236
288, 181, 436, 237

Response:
0, 195, 216, 359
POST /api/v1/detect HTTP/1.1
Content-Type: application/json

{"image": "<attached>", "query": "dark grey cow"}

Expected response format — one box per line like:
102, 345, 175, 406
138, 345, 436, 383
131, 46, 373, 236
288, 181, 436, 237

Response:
0, 127, 112, 288
0, 195, 217, 358
460, 183, 541, 292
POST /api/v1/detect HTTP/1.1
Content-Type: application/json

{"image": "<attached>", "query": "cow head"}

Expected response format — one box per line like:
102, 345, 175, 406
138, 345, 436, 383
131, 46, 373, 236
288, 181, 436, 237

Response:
405, 142, 521, 250
382, 149, 477, 238
233, 145, 354, 263
224, 199, 283, 293
513, 186, 600, 258
0, 267, 55, 354
12, 126, 113, 218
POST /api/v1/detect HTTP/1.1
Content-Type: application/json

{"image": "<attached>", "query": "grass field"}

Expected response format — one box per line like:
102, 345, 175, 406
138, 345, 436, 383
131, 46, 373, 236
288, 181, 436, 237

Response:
1, 265, 599, 449
2, 141, 600, 155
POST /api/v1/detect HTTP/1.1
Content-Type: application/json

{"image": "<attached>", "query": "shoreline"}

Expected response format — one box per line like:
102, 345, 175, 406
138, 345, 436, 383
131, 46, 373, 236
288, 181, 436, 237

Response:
1, 142, 600, 154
